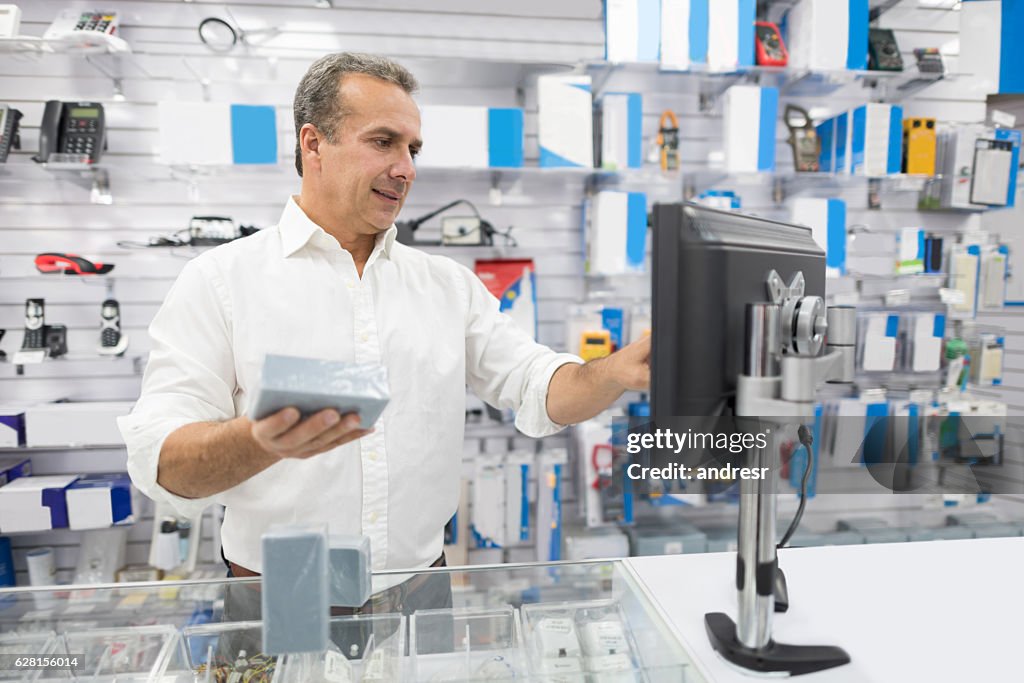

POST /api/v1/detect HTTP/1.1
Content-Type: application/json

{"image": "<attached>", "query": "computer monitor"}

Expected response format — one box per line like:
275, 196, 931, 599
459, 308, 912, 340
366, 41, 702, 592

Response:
651, 203, 826, 418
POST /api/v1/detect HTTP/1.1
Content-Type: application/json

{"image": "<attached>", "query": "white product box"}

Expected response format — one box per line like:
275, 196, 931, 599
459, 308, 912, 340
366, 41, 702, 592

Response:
66, 473, 133, 530
599, 92, 643, 170
605, 0, 660, 63
0, 475, 79, 533
586, 191, 648, 275
850, 104, 903, 177
791, 198, 846, 276
538, 74, 593, 168
25, 401, 135, 447
786, 0, 869, 71
723, 85, 779, 173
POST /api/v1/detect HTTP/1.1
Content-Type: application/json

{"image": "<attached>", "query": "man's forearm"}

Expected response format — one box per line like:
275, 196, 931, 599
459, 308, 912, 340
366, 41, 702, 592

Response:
545, 336, 651, 426
546, 358, 627, 426
158, 418, 278, 499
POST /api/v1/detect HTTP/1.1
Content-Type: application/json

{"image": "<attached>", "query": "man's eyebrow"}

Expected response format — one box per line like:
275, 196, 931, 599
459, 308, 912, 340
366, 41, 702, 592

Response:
364, 126, 423, 148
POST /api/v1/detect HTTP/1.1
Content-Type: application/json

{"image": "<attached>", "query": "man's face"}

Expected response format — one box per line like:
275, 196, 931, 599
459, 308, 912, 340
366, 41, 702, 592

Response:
313, 73, 422, 235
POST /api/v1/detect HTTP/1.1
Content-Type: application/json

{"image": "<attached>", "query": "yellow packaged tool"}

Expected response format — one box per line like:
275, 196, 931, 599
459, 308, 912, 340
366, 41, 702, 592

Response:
579, 330, 613, 361
657, 110, 680, 171
903, 117, 936, 175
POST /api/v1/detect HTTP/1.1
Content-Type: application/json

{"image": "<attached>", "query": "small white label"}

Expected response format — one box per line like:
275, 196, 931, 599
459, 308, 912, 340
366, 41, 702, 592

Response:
939, 288, 966, 305
664, 541, 683, 554
538, 618, 573, 635
323, 650, 353, 683
992, 109, 1016, 129
884, 289, 911, 306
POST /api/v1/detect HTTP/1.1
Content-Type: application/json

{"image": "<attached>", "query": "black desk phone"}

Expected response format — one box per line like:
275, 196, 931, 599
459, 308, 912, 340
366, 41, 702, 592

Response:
34, 101, 106, 164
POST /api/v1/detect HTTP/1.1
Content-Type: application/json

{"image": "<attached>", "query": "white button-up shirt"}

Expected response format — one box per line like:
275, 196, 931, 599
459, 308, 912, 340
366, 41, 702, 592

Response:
119, 197, 581, 575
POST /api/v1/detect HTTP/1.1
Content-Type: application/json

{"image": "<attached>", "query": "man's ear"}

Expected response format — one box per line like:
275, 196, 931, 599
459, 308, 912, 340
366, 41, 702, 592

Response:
300, 124, 322, 173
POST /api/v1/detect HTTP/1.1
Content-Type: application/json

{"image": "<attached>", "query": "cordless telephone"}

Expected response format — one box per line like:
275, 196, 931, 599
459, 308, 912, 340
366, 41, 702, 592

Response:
97, 299, 128, 356
21, 299, 45, 350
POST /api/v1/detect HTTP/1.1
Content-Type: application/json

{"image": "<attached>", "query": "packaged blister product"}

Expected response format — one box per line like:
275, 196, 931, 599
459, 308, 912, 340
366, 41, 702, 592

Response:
534, 617, 582, 659
247, 354, 389, 430
581, 619, 629, 657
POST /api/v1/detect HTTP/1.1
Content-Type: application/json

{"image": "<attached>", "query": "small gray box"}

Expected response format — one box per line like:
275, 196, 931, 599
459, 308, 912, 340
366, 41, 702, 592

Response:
629, 523, 707, 556
969, 523, 1021, 539
946, 512, 1000, 527
261, 524, 329, 655
861, 528, 909, 544
329, 535, 372, 608
248, 355, 389, 429
836, 517, 891, 532
819, 531, 865, 546
907, 526, 974, 542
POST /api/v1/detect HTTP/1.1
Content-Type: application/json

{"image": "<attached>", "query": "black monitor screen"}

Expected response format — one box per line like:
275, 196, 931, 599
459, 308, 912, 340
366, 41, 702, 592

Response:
651, 203, 825, 418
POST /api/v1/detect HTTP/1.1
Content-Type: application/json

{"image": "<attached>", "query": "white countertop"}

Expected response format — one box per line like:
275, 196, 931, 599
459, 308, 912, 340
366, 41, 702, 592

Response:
626, 538, 1024, 682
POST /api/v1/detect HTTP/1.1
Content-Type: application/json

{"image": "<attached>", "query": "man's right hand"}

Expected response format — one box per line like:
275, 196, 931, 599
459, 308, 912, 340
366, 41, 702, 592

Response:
251, 407, 373, 460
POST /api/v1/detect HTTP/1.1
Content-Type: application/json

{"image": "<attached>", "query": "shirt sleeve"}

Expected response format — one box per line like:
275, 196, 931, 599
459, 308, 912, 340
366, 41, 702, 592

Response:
455, 264, 583, 438
117, 256, 237, 519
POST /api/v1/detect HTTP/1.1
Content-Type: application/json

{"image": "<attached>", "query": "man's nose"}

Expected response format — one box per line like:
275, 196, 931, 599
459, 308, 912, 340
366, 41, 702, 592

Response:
391, 150, 417, 183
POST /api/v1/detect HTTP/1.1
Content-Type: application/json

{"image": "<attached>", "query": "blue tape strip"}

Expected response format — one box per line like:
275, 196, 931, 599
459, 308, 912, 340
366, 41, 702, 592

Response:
851, 106, 866, 174
887, 106, 904, 175
827, 198, 847, 274
999, 0, 1024, 93
757, 88, 779, 171
933, 314, 946, 338
488, 108, 524, 168
520, 464, 529, 541
690, 0, 710, 63
230, 104, 278, 165
836, 113, 849, 172
847, 0, 870, 70
626, 192, 648, 269
885, 315, 899, 338
627, 93, 643, 168
738, 0, 756, 67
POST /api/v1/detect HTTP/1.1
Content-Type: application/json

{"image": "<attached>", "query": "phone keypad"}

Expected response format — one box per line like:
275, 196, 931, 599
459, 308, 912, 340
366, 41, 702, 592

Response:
101, 328, 120, 346
64, 117, 98, 160
75, 13, 115, 33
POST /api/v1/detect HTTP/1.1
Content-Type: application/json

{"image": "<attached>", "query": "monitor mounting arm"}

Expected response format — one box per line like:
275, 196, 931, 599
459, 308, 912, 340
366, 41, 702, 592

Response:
705, 270, 854, 676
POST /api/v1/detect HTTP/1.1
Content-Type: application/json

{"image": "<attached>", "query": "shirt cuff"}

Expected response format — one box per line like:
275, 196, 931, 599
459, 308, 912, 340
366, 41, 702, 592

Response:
118, 413, 216, 520
514, 353, 585, 438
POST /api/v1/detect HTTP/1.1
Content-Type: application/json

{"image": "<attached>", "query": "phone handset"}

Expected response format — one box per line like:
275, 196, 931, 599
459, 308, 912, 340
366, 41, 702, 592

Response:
33, 101, 62, 164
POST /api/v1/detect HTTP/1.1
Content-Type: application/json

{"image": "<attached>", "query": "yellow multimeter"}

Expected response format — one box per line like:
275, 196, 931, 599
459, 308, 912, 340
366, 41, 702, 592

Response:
657, 110, 680, 172
579, 330, 613, 361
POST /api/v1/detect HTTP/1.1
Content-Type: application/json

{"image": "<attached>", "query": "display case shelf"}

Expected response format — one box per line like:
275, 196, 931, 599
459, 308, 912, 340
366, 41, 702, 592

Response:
0, 559, 702, 683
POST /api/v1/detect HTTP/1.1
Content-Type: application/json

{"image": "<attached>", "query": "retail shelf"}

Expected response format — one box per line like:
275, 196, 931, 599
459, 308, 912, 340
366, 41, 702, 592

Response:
0, 33, 129, 55
1, 354, 144, 379
0, 444, 125, 453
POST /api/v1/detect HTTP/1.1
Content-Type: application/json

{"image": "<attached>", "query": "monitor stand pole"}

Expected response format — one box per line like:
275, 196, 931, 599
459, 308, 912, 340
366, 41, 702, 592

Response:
704, 294, 852, 676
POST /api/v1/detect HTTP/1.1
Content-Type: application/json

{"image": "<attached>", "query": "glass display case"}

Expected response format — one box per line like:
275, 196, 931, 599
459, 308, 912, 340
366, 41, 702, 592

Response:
0, 560, 700, 682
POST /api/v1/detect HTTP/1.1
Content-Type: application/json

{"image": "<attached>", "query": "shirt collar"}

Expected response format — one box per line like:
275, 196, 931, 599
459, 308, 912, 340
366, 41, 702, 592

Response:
278, 196, 397, 261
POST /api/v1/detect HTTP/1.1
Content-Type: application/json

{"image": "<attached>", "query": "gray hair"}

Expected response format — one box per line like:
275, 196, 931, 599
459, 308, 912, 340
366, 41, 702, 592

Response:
293, 52, 419, 177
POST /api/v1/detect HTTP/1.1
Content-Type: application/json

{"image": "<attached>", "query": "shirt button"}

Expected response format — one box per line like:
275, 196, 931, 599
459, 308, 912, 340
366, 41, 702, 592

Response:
346, 280, 354, 289
360, 333, 369, 343
368, 451, 378, 461
369, 512, 379, 523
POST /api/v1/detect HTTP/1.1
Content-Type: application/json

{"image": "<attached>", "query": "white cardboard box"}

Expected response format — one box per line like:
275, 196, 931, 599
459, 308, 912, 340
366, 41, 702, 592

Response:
24, 402, 134, 447
0, 475, 79, 533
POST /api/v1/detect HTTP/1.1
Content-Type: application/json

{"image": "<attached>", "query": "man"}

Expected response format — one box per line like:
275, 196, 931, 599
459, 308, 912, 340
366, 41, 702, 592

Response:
119, 52, 650, 583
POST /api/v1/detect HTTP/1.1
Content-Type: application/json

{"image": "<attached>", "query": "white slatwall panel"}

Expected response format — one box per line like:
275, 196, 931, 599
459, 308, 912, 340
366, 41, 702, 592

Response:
1, 0, 1020, 582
